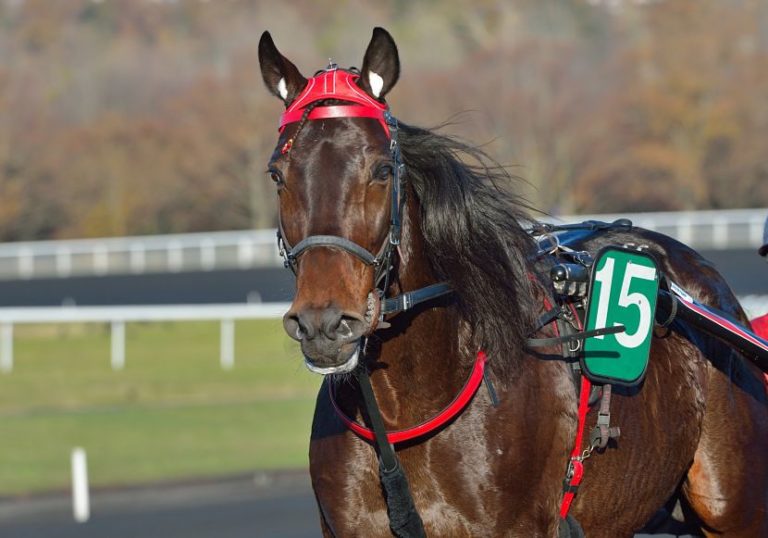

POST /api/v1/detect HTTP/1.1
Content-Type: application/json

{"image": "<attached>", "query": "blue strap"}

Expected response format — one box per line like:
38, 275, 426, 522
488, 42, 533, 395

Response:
382, 282, 453, 315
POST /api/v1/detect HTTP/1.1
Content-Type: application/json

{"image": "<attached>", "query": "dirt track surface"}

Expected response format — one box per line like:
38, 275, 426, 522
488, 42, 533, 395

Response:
0, 471, 317, 538
0, 470, 698, 537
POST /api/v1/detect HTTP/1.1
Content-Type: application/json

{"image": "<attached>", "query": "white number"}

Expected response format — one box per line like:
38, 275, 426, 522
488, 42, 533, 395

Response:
615, 263, 657, 348
592, 258, 657, 348
592, 257, 614, 340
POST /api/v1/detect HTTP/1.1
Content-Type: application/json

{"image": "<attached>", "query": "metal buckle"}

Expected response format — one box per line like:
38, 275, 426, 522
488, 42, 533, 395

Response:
537, 233, 560, 255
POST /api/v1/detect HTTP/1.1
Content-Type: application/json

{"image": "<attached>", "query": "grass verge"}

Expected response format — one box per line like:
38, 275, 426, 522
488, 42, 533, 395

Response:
0, 320, 319, 496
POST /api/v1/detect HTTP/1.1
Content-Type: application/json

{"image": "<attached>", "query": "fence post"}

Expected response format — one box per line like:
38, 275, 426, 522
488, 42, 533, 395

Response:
111, 321, 125, 370
71, 447, 90, 523
220, 319, 234, 370
0, 322, 12, 373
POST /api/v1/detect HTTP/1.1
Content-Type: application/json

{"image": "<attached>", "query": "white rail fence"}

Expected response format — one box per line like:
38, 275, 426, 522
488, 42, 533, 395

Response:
0, 209, 764, 280
0, 228, 283, 280
0, 303, 291, 373
0, 297, 765, 374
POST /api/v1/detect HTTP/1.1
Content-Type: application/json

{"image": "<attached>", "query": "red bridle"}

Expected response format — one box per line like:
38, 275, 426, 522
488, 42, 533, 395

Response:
279, 68, 391, 138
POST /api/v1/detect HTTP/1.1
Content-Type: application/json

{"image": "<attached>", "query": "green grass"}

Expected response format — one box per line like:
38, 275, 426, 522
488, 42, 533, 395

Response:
0, 320, 320, 496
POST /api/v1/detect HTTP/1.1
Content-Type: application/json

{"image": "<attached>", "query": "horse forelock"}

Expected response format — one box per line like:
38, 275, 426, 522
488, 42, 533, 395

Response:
398, 123, 540, 381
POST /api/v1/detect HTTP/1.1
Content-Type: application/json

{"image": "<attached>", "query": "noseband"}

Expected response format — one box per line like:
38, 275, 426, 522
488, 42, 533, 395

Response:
275, 66, 450, 324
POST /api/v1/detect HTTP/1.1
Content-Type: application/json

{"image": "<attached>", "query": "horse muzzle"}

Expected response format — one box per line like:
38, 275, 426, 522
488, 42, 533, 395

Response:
283, 306, 367, 374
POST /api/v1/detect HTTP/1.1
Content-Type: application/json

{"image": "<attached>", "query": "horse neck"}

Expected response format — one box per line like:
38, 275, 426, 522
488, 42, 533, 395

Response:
367, 193, 470, 424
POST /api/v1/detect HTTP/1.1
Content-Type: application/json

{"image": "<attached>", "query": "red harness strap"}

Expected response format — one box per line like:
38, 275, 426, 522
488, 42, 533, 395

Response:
558, 302, 592, 520
535, 284, 592, 519
560, 374, 592, 518
330, 351, 487, 445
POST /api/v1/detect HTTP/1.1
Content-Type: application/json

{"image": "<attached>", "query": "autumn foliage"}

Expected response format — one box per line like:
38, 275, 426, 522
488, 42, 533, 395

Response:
0, 0, 766, 241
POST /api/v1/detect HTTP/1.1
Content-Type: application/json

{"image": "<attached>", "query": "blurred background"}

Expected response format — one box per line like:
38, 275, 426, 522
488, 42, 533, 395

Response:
0, 0, 766, 536
2, 0, 768, 239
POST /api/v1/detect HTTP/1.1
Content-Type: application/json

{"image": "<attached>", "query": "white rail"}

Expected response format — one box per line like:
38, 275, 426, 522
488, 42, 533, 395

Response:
0, 229, 282, 280
0, 209, 764, 280
541, 208, 766, 250
0, 303, 291, 373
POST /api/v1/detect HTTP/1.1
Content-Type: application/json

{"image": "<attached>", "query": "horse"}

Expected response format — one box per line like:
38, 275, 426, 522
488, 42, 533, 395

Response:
258, 27, 768, 537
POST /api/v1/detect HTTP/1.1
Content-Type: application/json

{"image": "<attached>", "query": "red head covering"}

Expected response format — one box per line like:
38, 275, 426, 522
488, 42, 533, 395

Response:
279, 68, 390, 138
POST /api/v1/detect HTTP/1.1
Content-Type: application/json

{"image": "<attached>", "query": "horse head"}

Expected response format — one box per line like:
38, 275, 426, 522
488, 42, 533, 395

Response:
258, 28, 402, 375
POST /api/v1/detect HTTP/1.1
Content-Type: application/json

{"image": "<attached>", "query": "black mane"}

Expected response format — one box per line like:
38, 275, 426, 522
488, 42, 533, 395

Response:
399, 123, 539, 380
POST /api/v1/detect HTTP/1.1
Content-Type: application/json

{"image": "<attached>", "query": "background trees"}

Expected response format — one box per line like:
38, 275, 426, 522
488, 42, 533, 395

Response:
0, 0, 766, 241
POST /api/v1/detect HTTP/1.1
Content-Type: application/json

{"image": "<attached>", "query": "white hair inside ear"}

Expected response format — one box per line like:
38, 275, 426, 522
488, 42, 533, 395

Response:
368, 71, 384, 98
277, 78, 288, 100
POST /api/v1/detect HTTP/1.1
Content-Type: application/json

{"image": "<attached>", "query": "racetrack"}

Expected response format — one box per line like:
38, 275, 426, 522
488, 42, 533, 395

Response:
0, 471, 316, 538
0, 471, 700, 537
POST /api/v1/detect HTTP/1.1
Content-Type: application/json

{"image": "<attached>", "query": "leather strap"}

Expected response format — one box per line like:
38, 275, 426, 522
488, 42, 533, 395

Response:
354, 365, 426, 537
560, 374, 592, 519
559, 305, 592, 520
281, 105, 389, 137
330, 351, 487, 445
527, 325, 626, 349
289, 235, 379, 266
382, 282, 453, 315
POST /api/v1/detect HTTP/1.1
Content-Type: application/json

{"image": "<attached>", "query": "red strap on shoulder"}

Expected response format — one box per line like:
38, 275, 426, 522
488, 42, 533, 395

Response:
330, 351, 487, 445
560, 302, 591, 519
560, 374, 591, 519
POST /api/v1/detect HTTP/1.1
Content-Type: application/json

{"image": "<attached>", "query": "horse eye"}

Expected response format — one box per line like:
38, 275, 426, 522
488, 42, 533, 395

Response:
372, 164, 392, 183
268, 169, 284, 186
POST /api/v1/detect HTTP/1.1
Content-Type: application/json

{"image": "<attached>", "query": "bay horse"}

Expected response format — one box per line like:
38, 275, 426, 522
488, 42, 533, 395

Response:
258, 28, 768, 537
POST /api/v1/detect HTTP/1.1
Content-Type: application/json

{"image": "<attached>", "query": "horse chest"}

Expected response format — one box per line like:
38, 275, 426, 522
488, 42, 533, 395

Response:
310, 398, 567, 537
311, 438, 499, 536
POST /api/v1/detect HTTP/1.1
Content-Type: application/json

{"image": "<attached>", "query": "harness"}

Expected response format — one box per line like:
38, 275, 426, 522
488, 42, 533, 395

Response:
528, 219, 768, 532
526, 223, 630, 530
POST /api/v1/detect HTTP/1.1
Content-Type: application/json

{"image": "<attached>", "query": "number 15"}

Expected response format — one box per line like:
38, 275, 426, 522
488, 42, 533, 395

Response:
593, 258, 657, 349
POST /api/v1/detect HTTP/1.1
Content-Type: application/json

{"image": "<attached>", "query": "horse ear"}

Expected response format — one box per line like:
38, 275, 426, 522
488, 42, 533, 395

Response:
358, 27, 400, 101
258, 31, 307, 105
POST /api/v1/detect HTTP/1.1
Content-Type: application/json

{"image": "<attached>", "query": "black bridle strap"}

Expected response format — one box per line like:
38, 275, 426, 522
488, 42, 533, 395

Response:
354, 366, 426, 537
288, 235, 380, 266
382, 282, 453, 315
527, 325, 626, 349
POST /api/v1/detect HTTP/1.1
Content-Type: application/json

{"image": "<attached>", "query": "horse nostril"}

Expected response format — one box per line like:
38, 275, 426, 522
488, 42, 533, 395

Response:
321, 308, 343, 341
286, 308, 366, 343
320, 310, 365, 341
337, 314, 366, 341
283, 312, 314, 341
